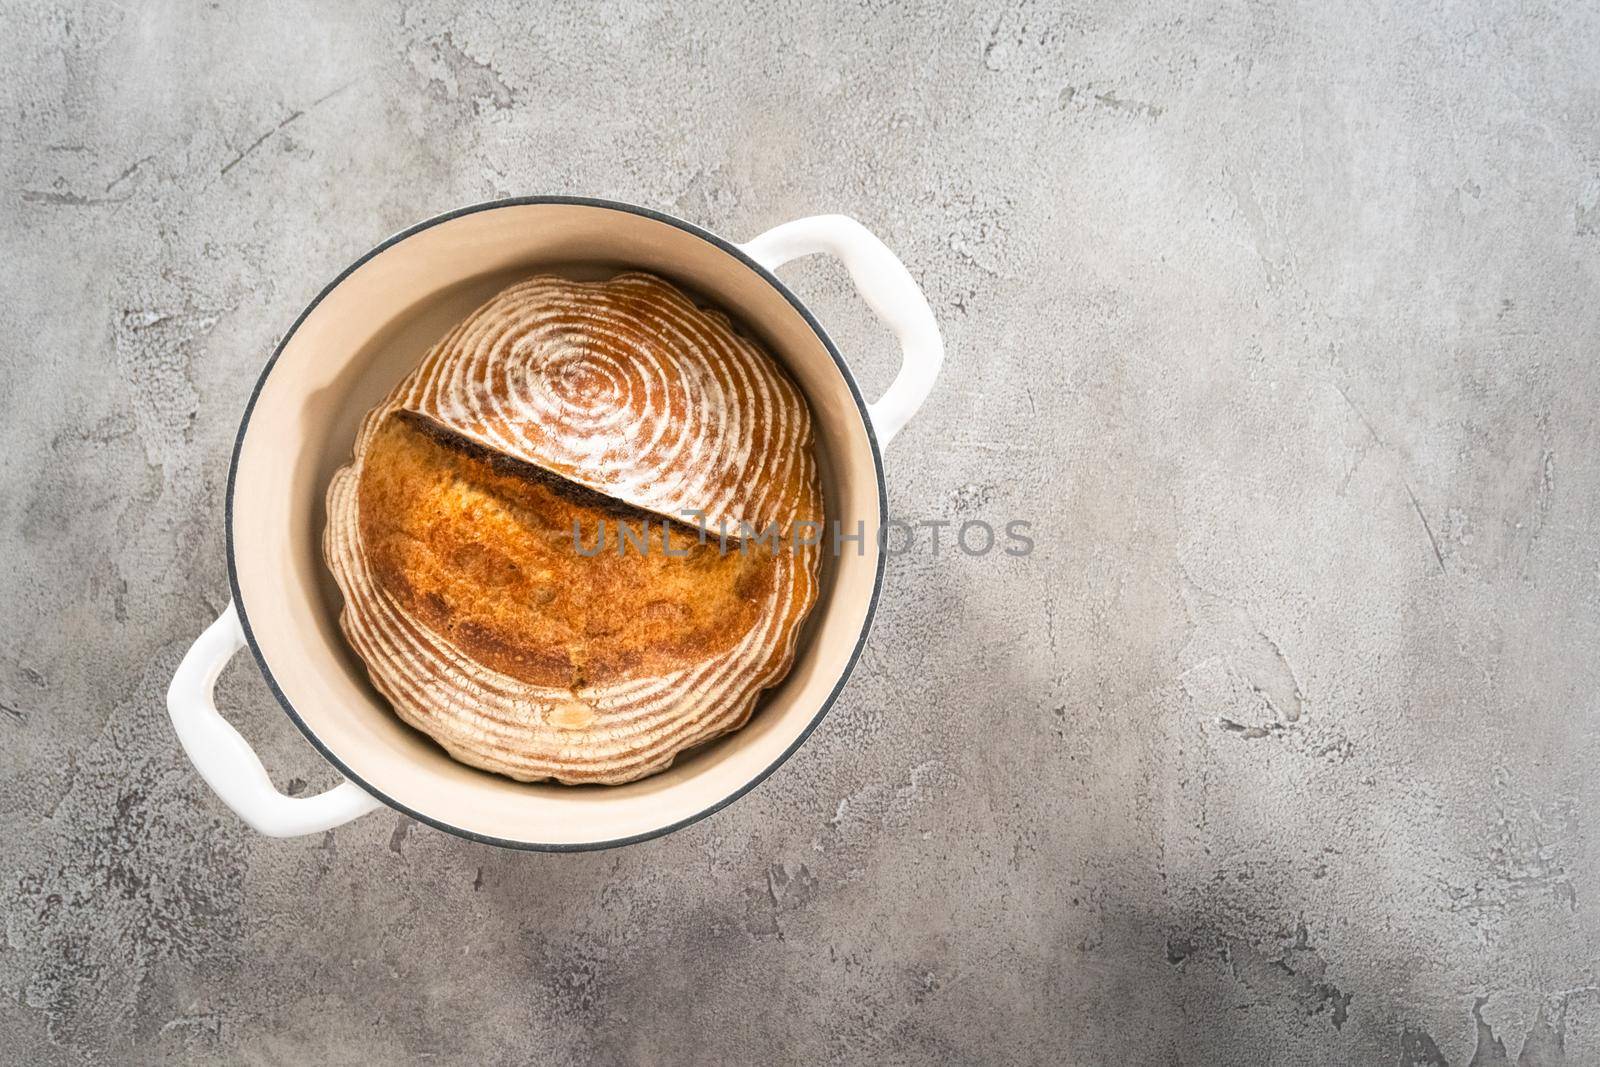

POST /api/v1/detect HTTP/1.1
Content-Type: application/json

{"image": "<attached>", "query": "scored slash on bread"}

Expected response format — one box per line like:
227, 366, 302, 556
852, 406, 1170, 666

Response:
398, 272, 821, 536
324, 273, 823, 785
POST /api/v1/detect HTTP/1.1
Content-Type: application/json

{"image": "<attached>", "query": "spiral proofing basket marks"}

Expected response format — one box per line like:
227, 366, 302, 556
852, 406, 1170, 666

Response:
324, 273, 824, 785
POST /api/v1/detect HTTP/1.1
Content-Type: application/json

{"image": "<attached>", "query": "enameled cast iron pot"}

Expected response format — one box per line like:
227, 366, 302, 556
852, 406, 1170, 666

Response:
166, 197, 944, 850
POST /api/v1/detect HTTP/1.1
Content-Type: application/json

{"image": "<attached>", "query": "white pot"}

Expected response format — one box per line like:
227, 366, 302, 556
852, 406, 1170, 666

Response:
167, 198, 943, 850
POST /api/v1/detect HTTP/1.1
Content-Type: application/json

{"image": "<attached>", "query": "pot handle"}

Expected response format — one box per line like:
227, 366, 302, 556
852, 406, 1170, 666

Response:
740, 215, 944, 448
167, 602, 383, 836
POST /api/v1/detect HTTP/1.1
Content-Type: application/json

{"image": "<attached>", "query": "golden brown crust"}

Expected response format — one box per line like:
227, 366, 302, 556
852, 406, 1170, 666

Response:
357, 413, 776, 690
323, 272, 823, 785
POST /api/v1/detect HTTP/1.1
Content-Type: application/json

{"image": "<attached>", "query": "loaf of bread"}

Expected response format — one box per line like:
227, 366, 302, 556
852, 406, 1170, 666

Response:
324, 273, 823, 785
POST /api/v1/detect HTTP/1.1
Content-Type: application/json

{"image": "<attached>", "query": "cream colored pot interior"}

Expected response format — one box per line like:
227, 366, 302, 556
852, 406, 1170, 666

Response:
230, 203, 882, 847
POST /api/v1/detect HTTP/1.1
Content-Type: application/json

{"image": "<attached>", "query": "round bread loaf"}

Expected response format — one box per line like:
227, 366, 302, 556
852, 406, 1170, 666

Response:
324, 273, 823, 785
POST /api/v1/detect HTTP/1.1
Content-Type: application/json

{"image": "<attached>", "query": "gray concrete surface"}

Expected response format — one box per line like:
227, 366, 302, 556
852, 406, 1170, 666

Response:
4, 1, 1600, 1063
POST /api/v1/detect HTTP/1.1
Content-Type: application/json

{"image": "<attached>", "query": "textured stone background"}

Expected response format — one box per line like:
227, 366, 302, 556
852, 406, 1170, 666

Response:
4, 1, 1600, 1063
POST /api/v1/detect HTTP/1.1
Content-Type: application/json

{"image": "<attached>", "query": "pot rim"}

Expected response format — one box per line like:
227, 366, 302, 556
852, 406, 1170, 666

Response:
224, 195, 889, 851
